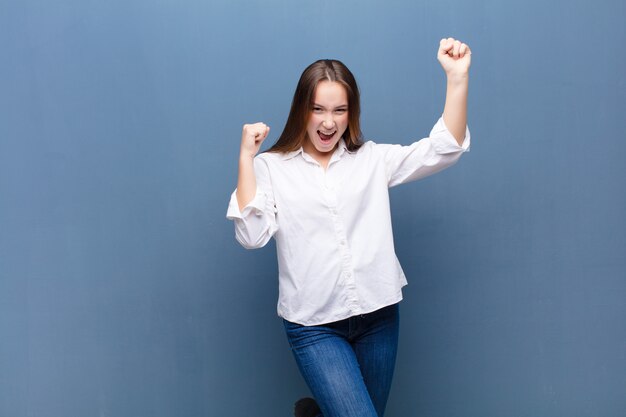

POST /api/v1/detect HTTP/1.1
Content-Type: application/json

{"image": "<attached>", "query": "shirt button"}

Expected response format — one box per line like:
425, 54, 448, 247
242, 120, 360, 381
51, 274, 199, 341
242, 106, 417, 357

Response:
340, 240, 346, 246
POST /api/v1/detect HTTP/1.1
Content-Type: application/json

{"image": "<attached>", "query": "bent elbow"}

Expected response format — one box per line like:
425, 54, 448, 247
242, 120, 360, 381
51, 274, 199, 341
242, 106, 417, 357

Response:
235, 233, 270, 250
234, 223, 275, 250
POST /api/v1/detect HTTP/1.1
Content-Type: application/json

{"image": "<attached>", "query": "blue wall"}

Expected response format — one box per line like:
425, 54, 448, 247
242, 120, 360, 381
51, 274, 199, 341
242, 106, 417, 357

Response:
1, 1, 625, 416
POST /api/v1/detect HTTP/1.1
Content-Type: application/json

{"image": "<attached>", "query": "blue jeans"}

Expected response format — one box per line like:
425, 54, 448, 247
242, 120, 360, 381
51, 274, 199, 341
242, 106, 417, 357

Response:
283, 303, 400, 417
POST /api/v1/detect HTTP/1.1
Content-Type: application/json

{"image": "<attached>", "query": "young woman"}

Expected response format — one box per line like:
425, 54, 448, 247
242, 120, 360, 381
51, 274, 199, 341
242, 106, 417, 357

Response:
227, 38, 472, 417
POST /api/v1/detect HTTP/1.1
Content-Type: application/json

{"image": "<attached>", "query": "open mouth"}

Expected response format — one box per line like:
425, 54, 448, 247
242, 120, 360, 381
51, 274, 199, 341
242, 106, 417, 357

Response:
317, 130, 337, 143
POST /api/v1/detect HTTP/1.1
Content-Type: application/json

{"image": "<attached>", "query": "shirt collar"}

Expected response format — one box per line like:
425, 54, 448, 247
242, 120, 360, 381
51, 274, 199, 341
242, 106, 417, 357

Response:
280, 139, 350, 162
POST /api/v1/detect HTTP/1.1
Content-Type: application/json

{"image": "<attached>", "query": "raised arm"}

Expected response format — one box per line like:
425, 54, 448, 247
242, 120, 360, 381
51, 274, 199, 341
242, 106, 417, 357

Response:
236, 122, 270, 211
438, 37, 472, 145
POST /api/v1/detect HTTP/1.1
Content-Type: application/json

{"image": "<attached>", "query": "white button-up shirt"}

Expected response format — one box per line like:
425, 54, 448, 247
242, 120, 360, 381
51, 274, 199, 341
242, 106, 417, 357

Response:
227, 117, 470, 325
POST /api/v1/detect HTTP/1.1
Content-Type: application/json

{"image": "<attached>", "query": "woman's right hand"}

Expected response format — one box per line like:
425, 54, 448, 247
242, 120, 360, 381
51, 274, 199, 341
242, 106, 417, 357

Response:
237, 123, 270, 211
240, 122, 270, 159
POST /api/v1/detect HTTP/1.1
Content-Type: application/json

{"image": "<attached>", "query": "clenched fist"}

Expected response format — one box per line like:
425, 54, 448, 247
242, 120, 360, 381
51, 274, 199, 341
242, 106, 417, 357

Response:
240, 122, 270, 159
438, 37, 472, 77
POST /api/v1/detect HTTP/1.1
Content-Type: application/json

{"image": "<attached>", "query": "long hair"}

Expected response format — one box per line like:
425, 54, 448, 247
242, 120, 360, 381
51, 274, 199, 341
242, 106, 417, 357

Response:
267, 59, 363, 153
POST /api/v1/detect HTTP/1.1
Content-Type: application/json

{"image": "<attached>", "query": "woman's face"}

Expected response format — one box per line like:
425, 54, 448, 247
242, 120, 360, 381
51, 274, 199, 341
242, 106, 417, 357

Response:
303, 81, 349, 159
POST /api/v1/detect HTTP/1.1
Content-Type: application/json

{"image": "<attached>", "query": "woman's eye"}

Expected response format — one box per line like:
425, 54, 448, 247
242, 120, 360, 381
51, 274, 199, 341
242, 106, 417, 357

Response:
335, 109, 347, 114
313, 107, 323, 113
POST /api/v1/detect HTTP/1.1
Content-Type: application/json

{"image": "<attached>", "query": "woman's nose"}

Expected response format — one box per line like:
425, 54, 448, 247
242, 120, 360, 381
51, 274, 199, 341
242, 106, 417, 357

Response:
323, 114, 335, 128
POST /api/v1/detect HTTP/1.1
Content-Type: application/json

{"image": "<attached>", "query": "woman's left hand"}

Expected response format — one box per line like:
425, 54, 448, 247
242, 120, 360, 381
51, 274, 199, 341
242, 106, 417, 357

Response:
437, 37, 471, 77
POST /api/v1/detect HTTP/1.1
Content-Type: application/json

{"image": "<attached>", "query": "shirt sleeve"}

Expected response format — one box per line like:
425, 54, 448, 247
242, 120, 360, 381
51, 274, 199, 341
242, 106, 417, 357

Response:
376, 116, 470, 187
226, 156, 278, 249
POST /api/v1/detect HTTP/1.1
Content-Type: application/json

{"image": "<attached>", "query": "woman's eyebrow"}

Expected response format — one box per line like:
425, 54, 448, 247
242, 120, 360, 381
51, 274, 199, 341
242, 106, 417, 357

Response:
312, 103, 348, 109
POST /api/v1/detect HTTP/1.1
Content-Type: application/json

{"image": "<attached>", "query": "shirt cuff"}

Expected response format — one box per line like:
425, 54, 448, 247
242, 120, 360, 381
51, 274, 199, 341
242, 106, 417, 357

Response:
226, 188, 268, 220
429, 116, 471, 154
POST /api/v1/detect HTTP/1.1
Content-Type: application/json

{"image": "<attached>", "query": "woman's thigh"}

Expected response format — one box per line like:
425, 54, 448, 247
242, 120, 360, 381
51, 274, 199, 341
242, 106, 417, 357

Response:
351, 303, 400, 417
283, 320, 379, 417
